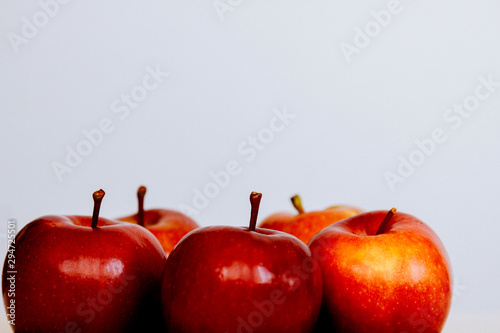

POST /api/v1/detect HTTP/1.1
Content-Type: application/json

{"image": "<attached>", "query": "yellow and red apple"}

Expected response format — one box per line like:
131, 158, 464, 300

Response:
258, 194, 362, 244
309, 208, 453, 332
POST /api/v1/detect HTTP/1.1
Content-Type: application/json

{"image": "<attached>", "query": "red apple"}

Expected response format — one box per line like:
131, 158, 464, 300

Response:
309, 208, 452, 333
161, 192, 323, 332
117, 186, 199, 257
258, 194, 362, 244
2, 190, 167, 332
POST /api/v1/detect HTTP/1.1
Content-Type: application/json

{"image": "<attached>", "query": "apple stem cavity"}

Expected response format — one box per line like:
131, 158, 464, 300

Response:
291, 195, 305, 214
249, 192, 263, 232
91, 189, 105, 228
137, 185, 147, 227
376, 208, 397, 235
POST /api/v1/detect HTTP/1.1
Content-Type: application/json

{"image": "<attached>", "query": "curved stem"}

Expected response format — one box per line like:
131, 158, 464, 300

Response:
291, 195, 305, 214
376, 208, 397, 235
249, 192, 262, 232
91, 189, 105, 228
137, 186, 147, 227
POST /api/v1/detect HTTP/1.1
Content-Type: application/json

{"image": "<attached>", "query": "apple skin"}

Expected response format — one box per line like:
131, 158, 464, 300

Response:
161, 226, 323, 333
309, 210, 452, 333
118, 208, 199, 257
259, 202, 362, 244
2, 215, 167, 333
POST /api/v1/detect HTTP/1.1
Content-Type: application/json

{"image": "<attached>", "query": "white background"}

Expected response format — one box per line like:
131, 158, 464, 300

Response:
1, 0, 500, 332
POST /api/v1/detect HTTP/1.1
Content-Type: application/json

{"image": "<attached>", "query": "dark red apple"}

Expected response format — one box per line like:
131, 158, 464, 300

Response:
117, 186, 199, 257
259, 194, 362, 244
2, 190, 167, 332
161, 192, 323, 332
309, 208, 452, 333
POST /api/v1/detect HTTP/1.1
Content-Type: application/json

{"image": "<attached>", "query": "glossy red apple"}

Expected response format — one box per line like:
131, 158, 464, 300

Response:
117, 186, 199, 257
161, 192, 323, 333
309, 208, 452, 333
259, 194, 362, 244
2, 190, 167, 332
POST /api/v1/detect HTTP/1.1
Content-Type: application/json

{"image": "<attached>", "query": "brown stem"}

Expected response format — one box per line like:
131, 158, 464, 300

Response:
376, 208, 397, 235
137, 186, 147, 227
291, 195, 305, 214
91, 189, 105, 228
249, 192, 262, 232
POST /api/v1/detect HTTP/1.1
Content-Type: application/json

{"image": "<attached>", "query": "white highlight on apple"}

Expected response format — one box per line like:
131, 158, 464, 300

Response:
178, 107, 295, 216
339, 0, 407, 64
237, 244, 322, 332
385, 74, 499, 192
51, 65, 169, 182
7, 0, 73, 53
59, 258, 124, 279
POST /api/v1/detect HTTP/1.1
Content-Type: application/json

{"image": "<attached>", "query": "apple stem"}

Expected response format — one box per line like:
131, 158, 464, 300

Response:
376, 208, 397, 235
91, 189, 105, 228
291, 195, 305, 214
249, 192, 262, 232
137, 186, 147, 227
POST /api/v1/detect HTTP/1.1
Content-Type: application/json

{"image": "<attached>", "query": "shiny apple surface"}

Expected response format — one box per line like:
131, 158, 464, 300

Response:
2, 215, 166, 332
309, 210, 452, 333
161, 226, 323, 333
